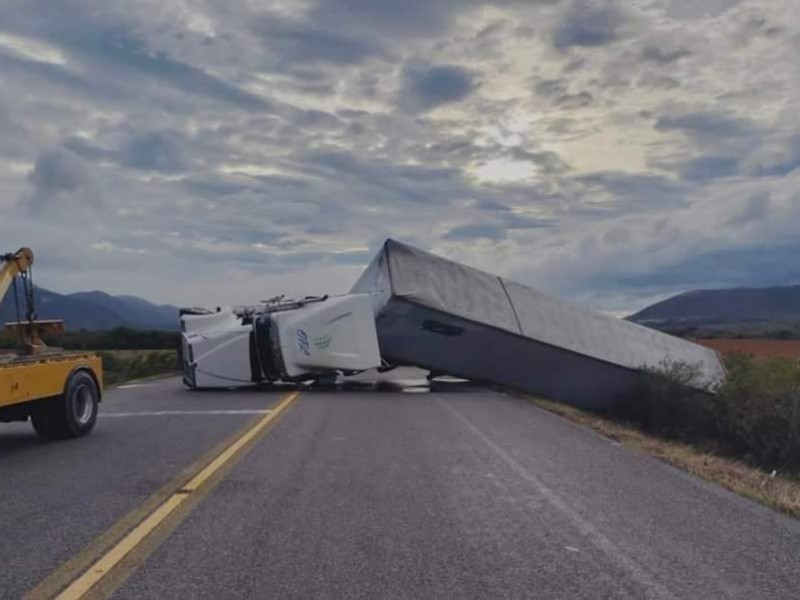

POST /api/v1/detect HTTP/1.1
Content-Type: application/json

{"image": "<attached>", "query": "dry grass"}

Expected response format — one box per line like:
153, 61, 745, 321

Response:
97, 350, 179, 386
96, 349, 170, 359
693, 338, 800, 360
527, 396, 800, 520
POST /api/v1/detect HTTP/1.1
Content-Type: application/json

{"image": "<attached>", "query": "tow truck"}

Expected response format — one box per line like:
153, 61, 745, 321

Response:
0, 248, 102, 439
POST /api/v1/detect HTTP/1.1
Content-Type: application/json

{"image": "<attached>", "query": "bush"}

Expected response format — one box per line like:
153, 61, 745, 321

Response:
614, 355, 800, 471
0, 328, 179, 351
717, 354, 800, 468
99, 351, 179, 386
613, 359, 716, 439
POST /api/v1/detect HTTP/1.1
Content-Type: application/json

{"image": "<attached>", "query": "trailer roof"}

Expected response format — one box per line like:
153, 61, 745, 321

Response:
373, 239, 725, 387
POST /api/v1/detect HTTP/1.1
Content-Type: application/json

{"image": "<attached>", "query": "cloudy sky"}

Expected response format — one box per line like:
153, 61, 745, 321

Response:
1, 0, 798, 314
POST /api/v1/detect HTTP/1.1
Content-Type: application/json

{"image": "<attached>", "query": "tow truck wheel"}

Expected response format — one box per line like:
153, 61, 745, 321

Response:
32, 370, 99, 440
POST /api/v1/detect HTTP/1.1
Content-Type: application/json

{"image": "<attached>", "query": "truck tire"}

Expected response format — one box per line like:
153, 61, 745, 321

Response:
32, 370, 99, 440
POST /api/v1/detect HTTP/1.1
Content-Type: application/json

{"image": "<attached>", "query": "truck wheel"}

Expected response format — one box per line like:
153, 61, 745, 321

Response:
32, 370, 99, 440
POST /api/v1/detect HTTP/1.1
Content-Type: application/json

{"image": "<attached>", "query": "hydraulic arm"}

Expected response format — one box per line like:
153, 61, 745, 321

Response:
0, 247, 34, 307
1, 247, 63, 354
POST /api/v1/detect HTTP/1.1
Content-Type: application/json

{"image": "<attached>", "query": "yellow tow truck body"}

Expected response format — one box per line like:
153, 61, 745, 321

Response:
0, 353, 103, 409
0, 248, 103, 439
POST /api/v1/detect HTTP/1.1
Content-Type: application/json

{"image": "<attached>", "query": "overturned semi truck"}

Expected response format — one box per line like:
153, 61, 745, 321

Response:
181, 239, 726, 409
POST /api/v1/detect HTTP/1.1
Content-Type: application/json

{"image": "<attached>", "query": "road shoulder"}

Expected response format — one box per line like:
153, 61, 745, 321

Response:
526, 394, 800, 520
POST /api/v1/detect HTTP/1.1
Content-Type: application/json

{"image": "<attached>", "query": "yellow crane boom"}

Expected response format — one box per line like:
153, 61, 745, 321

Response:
1, 247, 64, 354
0, 247, 34, 306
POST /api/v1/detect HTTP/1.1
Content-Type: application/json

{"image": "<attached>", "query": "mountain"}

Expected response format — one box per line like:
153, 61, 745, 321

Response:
628, 285, 800, 332
68, 292, 179, 329
0, 287, 179, 330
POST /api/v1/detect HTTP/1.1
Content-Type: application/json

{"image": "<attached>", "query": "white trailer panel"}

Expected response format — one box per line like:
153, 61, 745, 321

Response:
353, 239, 725, 408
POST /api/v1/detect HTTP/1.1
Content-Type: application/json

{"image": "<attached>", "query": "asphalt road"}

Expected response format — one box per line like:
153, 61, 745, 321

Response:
1, 371, 799, 599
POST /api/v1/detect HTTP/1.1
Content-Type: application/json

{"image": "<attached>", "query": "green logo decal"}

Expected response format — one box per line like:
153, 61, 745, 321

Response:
314, 334, 332, 350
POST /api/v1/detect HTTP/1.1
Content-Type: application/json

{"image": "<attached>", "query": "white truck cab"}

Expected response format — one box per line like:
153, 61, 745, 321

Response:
180, 294, 381, 389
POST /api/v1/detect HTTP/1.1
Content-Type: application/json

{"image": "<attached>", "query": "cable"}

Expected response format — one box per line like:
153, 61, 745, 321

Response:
19, 264, 34, 323
26, 263, 35, 322
11, 273, 23, 344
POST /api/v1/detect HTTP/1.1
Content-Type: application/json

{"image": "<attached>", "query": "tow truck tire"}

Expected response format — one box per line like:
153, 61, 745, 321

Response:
32, 370, 99, 440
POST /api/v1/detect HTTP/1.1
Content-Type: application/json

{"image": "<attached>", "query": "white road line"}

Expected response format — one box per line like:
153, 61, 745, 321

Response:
115, 385, 144, 389
390, 379, 430, 387
435, 395, 677, 600
99, 410, 273, 418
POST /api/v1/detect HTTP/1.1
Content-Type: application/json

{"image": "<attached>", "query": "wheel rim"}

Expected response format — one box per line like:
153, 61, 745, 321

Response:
72, 384, 95, 425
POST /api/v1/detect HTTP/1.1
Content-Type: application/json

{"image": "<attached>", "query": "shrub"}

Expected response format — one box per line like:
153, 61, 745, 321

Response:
614, 355, 800, 472
613, 359, 715, 438
0, 328, 179, 351
717, 354, 800, 468
99, 351, 179, 386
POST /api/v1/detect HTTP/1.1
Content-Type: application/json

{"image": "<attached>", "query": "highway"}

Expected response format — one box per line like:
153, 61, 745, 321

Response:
1, 370, 799, 599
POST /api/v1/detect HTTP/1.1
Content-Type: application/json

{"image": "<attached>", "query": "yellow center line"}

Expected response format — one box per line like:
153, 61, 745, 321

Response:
55, 390, 300, 600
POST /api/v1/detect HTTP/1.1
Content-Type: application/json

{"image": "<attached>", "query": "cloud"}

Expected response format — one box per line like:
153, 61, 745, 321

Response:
253, 0, 557, 74
62, 136, 114, 162
661, 0, 744, 20
0, 46, 124, 103
572, 171, 688, 213
725, 191, 772, 226
636, 72, 680, 90
655, 111, 756, 140
652, 111, 800, 181
614, 240, 800, 291
674, 155, 740, 182
553, 91, 593, 110
397, 62, 476, 113
552, 0, 634, 49
120, 131, 189, 173
501, 148, 571, 175
534, 79, 567, 98
474, 198, 511, 212
309, 0, 480, 39
307, 0, 558, 40
534, 78, 592, 109
182, 177, 255, 200
0, 0, 798, 314
742, 135, 800, 177
253, 13, 385, 66
24, 148, 93, 210
301, 147, 466, 205
509, 178, 800, 309
640, 44, 691, 64
79, 29, 269, 111
502, 213, 554, 230
444, 223, 507, 241
0, 7, 269, 111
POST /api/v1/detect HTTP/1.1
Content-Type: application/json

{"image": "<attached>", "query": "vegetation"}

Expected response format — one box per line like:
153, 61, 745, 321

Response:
612, 355, 800, 472
0, 327, 179, 350
656, 324, 800, 340
0, 328, 180, 386
99, 350, 180, 387
714, 355, 800, 468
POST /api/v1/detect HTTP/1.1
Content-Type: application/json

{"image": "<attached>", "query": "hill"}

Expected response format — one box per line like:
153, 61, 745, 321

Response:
628, 285, 800, 336
0, 287, 179, 330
